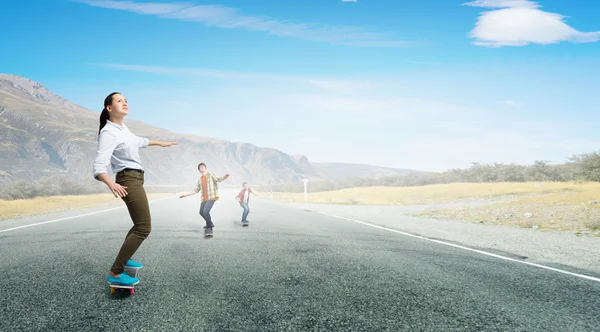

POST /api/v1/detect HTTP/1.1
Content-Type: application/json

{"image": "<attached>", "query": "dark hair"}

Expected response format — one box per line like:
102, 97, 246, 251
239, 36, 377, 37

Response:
198, 163, 206, 170
98, 92, 121, 135
242, 182, 248, 186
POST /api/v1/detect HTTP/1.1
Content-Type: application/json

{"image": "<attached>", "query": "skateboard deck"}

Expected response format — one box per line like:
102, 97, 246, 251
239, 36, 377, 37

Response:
242, 222, 249, 227
204, 232, 214, 238
109, 281, 138, 295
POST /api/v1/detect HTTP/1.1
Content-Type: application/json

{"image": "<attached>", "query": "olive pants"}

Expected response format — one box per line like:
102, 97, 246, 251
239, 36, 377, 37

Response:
111, 169, 151, 275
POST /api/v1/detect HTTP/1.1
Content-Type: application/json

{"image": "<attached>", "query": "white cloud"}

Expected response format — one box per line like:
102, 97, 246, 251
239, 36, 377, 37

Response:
169, 100, 192, 107
100, 63, 290, 80
95, 62, 375, 94
73, 0, 414, 47
463, 0, 600, 47
262, 92, 471, 121
499, 100, 521, 107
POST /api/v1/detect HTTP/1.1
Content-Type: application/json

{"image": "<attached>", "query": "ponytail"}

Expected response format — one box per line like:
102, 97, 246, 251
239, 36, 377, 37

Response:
98, 107, 110, 135
98, 91, 121, 136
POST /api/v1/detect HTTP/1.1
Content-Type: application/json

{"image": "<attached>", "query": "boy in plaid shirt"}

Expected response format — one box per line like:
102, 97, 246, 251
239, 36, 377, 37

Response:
180, 163, 229, 235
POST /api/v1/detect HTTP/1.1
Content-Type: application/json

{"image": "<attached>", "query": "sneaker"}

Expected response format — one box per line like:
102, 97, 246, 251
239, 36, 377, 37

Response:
107, 271, 139, 285
125, 259, 143, 268
204, 227, 213, 234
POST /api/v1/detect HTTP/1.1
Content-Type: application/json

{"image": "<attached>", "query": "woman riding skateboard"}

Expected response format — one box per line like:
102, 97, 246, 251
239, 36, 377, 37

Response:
93, 92, 177, 286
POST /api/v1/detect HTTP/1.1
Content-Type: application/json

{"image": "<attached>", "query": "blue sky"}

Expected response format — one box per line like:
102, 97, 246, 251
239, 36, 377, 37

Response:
2, 0, 600, 172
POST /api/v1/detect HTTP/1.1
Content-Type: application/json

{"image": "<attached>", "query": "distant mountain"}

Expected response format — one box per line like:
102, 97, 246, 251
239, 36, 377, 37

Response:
311, 162, 419, 179
0, 74, 421, 186
0, 74, 328, 185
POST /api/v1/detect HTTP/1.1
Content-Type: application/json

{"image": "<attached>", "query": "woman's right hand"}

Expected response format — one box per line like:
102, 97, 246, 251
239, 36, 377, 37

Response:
108, 182, 128, 198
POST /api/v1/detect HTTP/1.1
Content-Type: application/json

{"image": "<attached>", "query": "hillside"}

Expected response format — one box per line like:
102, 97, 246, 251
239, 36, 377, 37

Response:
0, 74, 418, 186
0, 74, 328, 185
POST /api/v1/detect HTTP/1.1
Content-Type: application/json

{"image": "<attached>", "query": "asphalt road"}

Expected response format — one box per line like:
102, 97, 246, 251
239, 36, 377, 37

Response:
1, 189, 599, 331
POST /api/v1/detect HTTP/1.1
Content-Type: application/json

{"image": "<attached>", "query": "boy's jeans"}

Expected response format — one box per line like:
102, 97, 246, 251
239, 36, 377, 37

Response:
241, 203, 250, 222
200, 199, 216, 228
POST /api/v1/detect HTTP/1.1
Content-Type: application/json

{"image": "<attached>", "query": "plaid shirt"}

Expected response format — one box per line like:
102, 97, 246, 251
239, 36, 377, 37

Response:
194, 172, 226, 202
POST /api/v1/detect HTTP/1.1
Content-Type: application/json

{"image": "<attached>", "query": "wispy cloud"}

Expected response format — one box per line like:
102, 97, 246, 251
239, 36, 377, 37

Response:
101, 63, 288, 80
73, 0, 416, 47
169, 100, 192, 108
95, 63, 375, 94
341, 0, 358, 2
499, 100, 521, 107
463, 0, 600, 47
252, 91, 483, 122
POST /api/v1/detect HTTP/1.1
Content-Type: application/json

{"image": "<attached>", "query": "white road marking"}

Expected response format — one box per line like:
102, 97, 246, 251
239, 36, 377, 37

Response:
0, 196, 173, 234
318, 212, 600, 284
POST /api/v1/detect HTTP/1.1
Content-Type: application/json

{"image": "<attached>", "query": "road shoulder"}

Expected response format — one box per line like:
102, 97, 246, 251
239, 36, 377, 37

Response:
266, 200, 600, 276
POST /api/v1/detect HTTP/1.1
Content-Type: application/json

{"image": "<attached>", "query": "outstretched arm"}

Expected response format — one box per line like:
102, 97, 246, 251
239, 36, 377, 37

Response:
179, 191, 197, 199
149, 139, 178, 147
210, 172, 230, 182
180, 180, 201, 198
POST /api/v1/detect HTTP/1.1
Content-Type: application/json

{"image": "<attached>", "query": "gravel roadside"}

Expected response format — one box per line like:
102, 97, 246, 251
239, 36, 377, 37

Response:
265, 200, 600, 276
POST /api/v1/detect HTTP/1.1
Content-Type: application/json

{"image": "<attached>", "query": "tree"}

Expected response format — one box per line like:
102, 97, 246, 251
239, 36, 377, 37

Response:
569, 152, 600, 181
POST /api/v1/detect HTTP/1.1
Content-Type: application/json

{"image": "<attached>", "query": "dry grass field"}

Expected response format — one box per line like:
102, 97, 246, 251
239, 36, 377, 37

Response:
0, 193, 173, 220
268, 182, 600, 234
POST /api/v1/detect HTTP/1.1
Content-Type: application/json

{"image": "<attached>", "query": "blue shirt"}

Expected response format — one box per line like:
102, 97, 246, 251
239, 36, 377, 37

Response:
93, 120, 149, 178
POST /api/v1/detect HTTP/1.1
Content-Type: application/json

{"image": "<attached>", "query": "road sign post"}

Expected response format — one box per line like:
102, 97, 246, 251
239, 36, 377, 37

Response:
302, 179, 308, 202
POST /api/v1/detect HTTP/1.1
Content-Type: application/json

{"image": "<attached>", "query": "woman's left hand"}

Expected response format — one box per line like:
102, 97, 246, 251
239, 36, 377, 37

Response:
161, 141, 178, 147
